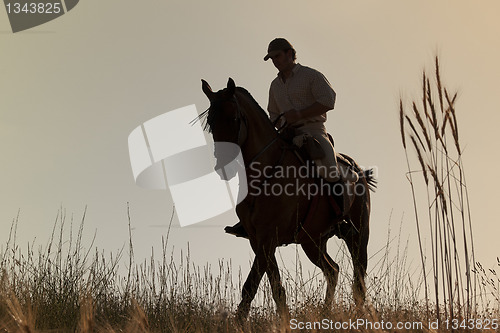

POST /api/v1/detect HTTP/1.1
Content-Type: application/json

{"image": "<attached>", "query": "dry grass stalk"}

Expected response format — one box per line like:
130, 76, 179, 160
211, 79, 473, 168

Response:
444, 89, 461, 153
400, 56, 479, 322
124, 300, 149, 333
78, 292, 94, 333
412, 102, 432, 151
422, 71, 429, 120
427, 167, 446, 214
4, 293, 35, 333
426, 79, 440, 142
399, 99, 406, 149
435, 56, 444, 114
406, 115, 427, 152
441, 110, 450, 138
410, 135, 429, 185
441, 91, 458, 140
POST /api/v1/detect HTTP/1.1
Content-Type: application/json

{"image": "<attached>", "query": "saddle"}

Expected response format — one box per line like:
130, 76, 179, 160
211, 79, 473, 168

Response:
279, 128, 361, 215
280, 128, 358, 181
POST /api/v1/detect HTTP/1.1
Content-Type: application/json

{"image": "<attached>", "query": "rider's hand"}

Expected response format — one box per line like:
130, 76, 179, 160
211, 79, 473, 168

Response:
284, 109, 301, 124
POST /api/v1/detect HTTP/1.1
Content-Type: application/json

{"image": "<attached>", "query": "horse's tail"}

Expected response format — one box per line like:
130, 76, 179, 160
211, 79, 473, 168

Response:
362, 169, 377, 192
339, 153, 377, 192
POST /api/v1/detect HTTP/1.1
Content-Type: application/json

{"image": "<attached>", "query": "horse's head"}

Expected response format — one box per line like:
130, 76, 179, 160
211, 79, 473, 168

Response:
201, 78, 247, 180
201, 78, 247, 144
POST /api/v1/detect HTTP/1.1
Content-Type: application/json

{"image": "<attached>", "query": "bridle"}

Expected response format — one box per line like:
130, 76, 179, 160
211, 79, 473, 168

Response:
213, 94, 288, 166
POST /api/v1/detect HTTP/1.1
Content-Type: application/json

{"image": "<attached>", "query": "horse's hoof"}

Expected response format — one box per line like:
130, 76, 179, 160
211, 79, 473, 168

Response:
235, 306, 249, 324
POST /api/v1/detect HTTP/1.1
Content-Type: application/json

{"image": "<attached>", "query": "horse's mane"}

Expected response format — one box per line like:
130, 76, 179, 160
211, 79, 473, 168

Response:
234, 87, 270, 121
235, 87, 278, 133
196, 86, 276, 133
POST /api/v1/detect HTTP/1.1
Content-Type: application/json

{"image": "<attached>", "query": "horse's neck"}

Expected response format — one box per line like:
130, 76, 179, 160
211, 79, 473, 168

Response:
237, 92, 281, 168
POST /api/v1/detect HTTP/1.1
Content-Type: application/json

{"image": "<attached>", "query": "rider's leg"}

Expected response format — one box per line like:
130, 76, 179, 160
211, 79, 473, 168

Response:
307, 129, 346, 214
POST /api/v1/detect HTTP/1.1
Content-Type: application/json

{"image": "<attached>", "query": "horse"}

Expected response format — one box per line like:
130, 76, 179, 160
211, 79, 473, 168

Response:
200, 78, 375, 320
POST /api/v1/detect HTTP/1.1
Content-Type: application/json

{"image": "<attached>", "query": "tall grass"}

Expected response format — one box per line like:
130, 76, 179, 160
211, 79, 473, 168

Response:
399, 56, 488, 321
0, 207, 246, 332
1, 207, 498, 332
0, 206, 442, 332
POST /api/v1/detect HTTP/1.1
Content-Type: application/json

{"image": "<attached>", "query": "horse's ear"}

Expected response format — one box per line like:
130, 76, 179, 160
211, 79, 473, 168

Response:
227, 78, 236, 96
201, 79, 215, 101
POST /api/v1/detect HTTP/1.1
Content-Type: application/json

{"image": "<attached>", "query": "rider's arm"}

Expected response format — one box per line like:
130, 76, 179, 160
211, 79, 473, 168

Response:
284, 102, 332, 124
285, 71, 336, 124
300, 102, 332, 118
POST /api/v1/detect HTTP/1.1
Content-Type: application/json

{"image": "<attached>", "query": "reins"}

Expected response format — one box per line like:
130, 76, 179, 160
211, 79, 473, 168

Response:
246, 113, 289, 165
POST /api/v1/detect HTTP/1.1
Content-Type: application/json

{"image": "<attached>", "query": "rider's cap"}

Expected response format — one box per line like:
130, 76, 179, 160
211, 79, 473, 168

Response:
264, 38, 294, 61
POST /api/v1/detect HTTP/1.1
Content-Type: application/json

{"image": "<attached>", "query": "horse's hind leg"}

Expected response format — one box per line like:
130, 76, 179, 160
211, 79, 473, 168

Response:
344, 232, 368, 307
343, 206, 369, 307
301, 240, 339, 307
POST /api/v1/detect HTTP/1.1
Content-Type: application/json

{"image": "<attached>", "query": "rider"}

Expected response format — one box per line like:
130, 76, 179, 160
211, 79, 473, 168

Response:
225, 38, 355, 238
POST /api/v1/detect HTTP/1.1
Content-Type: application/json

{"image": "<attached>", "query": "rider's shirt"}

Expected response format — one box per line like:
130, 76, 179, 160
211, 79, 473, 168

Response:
267, 63, 336, 128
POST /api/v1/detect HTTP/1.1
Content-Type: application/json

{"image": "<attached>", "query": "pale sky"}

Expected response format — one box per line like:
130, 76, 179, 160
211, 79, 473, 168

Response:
1, 1, 499, 285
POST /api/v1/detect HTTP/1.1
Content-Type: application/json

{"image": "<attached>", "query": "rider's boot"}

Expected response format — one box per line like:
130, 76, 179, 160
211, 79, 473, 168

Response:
225, 222, 249, 238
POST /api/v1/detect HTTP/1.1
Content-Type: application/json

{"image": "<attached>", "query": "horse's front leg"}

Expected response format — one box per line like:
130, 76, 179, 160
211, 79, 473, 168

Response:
236, 254, 265, 320
236, 246, 290, 321
266, 250, 290, 321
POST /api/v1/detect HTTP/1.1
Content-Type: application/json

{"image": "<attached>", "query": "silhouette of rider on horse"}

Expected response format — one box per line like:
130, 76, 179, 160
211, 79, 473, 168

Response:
226, 38, 359, 238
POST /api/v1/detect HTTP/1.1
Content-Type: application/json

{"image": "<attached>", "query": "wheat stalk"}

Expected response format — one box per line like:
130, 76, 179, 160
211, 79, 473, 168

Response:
400, 56, 479, 321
